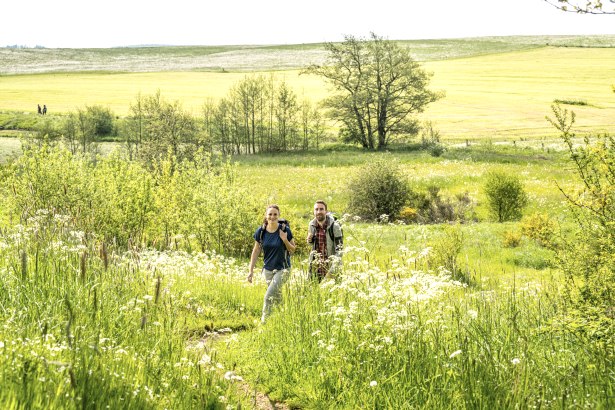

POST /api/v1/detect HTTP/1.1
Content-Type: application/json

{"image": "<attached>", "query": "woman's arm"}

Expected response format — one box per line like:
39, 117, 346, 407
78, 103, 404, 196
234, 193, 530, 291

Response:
247, 241, 261, 283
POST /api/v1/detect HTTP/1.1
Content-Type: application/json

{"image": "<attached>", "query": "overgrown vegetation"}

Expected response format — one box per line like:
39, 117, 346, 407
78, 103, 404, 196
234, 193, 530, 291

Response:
547, 103, 615, 337
2, 144, 261, 254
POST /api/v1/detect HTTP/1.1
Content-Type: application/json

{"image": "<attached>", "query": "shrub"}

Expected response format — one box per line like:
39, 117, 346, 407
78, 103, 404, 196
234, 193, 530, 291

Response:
399, 206, 418, 223
427, 225, 466, 282
502, 230, 522, 248
408, 186, 476, 224
483, 171, 528, 222
347, 156, 411, 221
521, 212, 557, 248
547, 103, 614, 336
2, 145, 261, 255
86, 105, 115, 136
420, 121, 445, 157
553, 98, 588, 106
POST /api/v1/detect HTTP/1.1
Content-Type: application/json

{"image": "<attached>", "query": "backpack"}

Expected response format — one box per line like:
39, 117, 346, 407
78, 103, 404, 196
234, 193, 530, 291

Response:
258, 218, 289, 246
327, 212, 342, 242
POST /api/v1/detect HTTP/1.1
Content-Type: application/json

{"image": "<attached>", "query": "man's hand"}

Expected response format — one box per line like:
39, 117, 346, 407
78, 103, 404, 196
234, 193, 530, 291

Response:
247, 272, 253, 283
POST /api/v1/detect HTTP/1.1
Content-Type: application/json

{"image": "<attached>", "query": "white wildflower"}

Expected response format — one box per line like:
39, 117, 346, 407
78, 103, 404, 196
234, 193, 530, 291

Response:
198, 354, 212, 365
370, 380, 377, 387
449, 349, 462, 359
511, 358, 521, 365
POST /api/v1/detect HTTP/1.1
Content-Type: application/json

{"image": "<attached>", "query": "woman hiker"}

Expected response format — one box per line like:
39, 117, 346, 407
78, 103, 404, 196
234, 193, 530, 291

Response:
247, 204, 296, 323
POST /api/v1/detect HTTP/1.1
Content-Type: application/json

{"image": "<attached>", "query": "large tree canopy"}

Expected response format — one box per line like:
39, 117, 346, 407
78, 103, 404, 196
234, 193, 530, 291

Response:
544, 0, 615, 14
305, 33, 442, 150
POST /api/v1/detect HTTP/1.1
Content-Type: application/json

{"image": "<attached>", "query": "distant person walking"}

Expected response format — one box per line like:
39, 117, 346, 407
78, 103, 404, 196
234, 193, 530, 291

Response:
42, 105, 47, 115
248, 204, 296, 323
37, 104, 42, 115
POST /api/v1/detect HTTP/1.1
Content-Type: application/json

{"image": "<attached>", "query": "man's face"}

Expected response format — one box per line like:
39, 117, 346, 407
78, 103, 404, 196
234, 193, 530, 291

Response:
314, 203, 327, 222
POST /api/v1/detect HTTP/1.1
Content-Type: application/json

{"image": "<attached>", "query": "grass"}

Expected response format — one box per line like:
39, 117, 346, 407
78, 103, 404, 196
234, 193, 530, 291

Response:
0, 143, 612, 408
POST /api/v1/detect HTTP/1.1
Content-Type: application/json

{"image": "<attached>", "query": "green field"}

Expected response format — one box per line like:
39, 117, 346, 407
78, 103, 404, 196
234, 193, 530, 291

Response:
0, 37, 613, 409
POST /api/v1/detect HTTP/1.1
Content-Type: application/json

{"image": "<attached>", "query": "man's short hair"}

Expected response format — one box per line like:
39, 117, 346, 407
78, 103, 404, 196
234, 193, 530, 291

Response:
314, 200, 328, 211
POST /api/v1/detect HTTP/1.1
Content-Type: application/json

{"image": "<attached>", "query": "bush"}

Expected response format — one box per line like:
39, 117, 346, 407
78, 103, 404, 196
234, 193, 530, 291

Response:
86, 105, 115, 137
420, 121, 445, 157
408, 186, 476, 224
547, 103, 614, 336
399, 206, 418, 223
427, 225, 466, 282
502, 230, 522, 248
2, 145, 261, 255
483, 171, 528, 222
347, 156, 411, 221
521, 212, 557, 248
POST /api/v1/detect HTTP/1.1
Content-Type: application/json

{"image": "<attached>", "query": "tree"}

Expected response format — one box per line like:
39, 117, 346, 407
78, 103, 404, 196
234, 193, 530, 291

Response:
126, 91, 198, 163
204, 75, 321, 154
484, 171, 529, 222
305, 33, 442, 150
543, 0, 615, 14
274, 81, 298, 151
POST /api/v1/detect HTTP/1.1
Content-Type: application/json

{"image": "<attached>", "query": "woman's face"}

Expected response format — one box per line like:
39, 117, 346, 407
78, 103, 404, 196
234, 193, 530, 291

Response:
265, 207, 280, 223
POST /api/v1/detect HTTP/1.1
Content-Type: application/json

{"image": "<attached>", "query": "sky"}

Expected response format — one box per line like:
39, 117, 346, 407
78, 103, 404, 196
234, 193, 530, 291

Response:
3, 0, 614, 48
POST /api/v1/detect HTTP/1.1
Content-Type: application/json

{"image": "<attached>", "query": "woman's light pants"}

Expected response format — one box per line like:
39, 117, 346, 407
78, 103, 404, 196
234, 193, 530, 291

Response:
261, 268, 289, 322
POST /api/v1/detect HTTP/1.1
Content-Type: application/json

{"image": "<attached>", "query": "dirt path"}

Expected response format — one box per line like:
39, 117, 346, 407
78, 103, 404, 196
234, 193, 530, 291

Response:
189, 328, 290, 410
233, 377, 289, 410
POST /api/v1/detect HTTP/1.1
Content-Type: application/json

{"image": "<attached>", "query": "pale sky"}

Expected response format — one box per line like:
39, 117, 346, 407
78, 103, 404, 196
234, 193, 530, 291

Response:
3, 0, 614, 48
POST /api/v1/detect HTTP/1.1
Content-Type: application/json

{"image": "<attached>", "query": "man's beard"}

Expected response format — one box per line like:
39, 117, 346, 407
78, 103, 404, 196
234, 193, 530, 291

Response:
316, 214, 326, 222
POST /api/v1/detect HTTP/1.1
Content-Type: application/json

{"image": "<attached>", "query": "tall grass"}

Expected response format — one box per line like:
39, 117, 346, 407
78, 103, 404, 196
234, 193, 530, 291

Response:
0, 141, 611, 408
220, 246, 613, 408
0, 211, 247, 408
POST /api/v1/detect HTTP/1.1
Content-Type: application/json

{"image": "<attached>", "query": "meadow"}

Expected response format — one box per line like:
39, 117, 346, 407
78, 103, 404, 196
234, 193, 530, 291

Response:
0, 36, 613, 408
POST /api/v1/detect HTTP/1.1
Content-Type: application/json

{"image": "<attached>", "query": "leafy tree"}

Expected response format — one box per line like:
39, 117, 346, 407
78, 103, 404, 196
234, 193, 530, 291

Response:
275, 81, 298, 151
203, 75, 324, 154
86, 105, 115, 137
34, 118, 61, 147
543, 0, 615, 14
126, 91, 198, 163
484, 171, 528, 222
305, 33, 442, 150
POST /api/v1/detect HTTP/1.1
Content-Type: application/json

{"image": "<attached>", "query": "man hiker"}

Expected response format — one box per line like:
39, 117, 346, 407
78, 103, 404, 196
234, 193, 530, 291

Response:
307, 200, 343, 281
